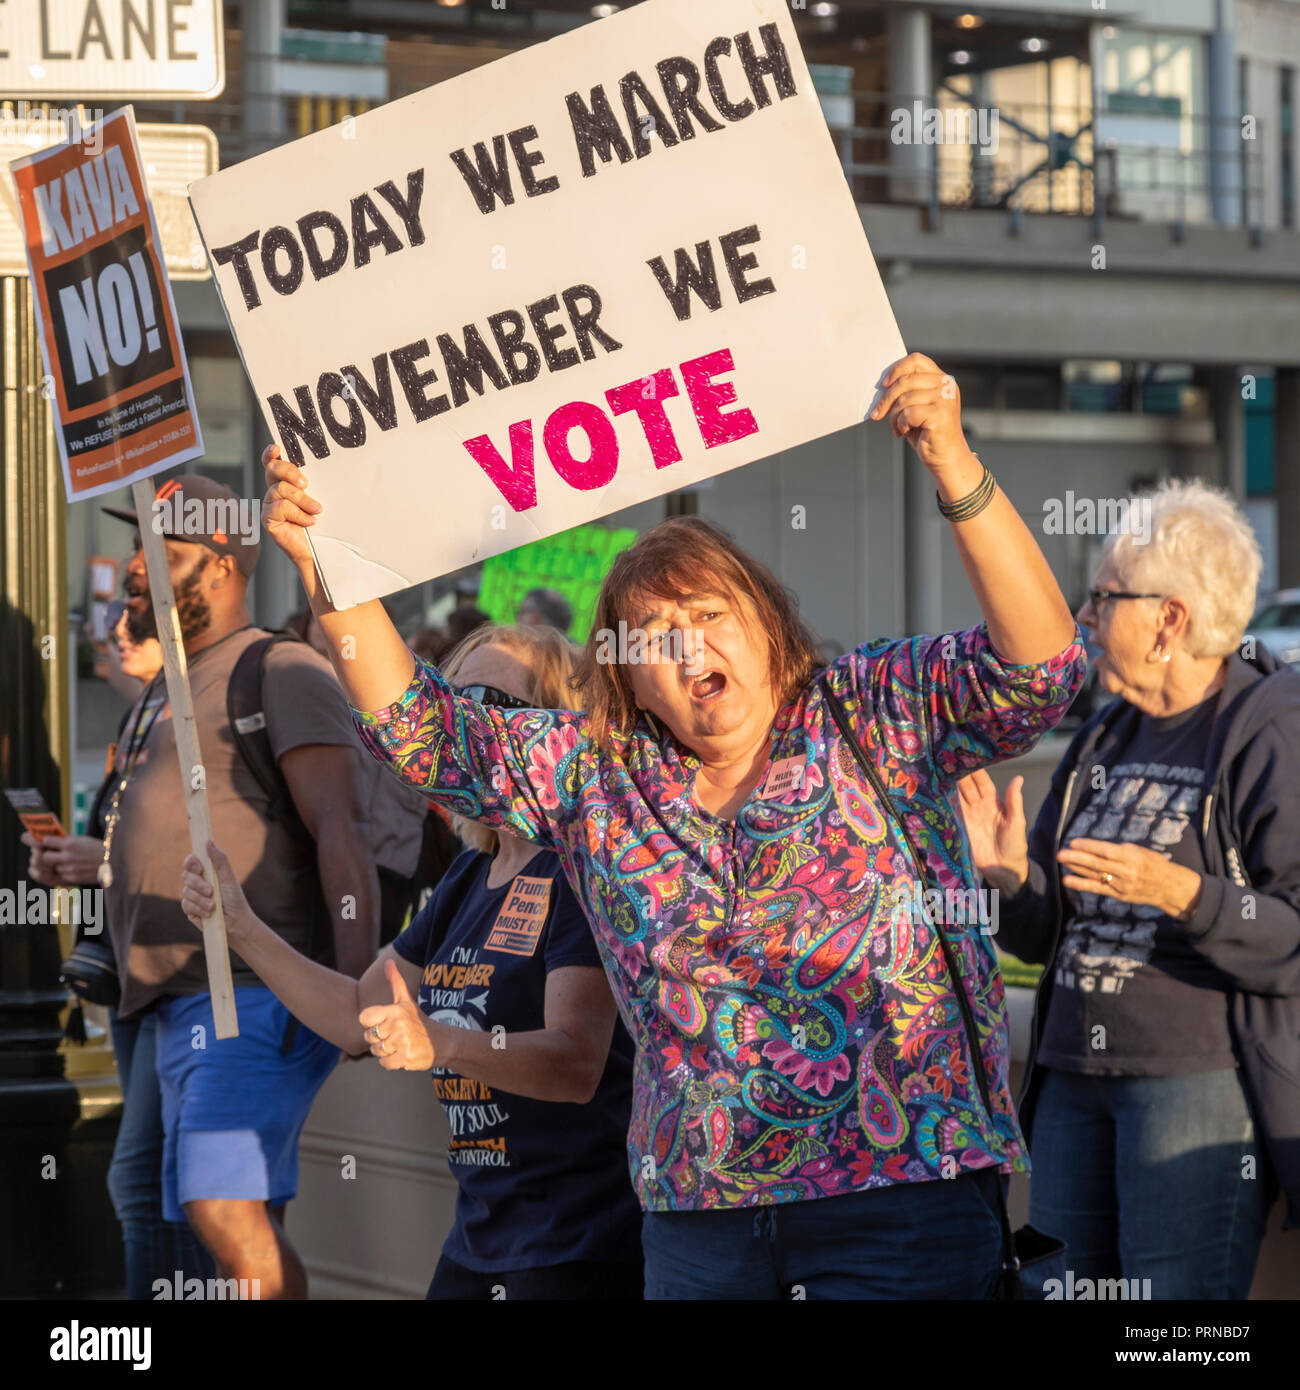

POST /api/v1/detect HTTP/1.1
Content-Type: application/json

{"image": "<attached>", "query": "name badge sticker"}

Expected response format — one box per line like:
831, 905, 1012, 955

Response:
761, 756, 805, 799
485, 875, 552, 956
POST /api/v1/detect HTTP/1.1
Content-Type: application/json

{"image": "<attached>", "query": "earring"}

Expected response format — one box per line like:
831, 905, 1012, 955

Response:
1147, 644, 1171, 664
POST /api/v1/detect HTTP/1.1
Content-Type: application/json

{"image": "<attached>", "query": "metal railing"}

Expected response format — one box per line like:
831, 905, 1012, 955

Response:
831, 91, 1266, 235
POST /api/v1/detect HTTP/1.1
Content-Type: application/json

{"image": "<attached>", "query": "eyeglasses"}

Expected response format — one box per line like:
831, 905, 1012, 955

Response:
454, 683, 531, 711
1088, 588, 1164, 605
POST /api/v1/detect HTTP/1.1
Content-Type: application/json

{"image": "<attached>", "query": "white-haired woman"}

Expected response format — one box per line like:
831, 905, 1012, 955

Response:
960, 479, 1300, 1299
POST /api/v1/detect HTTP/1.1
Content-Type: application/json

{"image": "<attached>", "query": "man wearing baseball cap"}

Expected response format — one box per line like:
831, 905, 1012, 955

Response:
100, 473, 381, 1299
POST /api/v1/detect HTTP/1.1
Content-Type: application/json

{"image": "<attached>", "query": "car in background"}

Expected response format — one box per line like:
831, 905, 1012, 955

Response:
1247, 590, 1300, 669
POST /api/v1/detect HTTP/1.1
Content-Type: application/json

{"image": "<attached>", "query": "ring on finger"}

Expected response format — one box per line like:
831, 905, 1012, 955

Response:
1101, 871, 1114, 885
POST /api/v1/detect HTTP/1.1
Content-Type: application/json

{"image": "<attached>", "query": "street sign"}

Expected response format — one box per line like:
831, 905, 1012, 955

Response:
1, 115, 216, 278
0, 1, 224, 99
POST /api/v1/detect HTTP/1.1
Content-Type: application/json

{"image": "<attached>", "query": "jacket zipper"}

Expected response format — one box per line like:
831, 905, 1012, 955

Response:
1037, 764, 1081, 979
1017, 764, 1083, 1101
728, 823, 743, 916
1054, 769, 1079, 852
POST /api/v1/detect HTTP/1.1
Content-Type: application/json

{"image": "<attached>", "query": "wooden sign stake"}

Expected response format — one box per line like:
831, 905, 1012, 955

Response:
132, 478, 239, 1039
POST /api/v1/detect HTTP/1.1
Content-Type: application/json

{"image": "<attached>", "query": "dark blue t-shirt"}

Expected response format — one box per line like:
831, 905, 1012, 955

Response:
392, 845, 641, 1273
1039, 693, 1237, 1075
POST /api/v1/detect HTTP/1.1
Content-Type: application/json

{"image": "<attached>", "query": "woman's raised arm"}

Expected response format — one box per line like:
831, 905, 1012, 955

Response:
262, 444, 416, 712
873, 353, 1078, 666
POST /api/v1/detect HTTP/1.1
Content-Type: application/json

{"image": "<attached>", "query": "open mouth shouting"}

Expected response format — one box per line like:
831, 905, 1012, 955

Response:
689, 669, 728, 702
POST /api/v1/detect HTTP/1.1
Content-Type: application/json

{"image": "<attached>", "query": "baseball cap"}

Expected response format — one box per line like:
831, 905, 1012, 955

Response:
102, 474, 261, 579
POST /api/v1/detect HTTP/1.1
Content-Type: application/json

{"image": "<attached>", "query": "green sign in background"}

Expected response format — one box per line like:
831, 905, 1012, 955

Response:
478, 523, 639, 641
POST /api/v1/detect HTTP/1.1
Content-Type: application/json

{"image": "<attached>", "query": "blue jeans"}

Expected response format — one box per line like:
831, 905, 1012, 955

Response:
641, 1167, 1005, 1300
1028, 1067, 1275, 1300
107, 1009, 215, 1300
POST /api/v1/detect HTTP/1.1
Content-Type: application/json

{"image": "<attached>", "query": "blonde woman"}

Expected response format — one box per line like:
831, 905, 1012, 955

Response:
182, 624, 642, 1300
961, 479, 1300, 1298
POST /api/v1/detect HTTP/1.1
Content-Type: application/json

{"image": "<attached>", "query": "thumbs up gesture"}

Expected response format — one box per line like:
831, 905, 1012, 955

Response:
358, 958, 434, 1071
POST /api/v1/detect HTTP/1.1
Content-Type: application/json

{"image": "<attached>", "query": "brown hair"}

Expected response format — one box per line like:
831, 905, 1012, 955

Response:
442, 622, 580, 854
572, 516, 818, 749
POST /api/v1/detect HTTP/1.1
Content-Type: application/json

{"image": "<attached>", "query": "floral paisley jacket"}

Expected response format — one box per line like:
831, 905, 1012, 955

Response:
352, 623, 1087, 1212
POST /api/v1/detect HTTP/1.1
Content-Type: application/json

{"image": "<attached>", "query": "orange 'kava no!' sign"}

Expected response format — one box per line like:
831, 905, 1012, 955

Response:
10, 106, 203, 502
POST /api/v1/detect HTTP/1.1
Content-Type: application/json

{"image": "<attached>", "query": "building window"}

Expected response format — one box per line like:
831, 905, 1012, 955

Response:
1062, 361, 1207, 417
1002, 366, 1062, 411
1139, 363, 1204, 416
1064, 360, 1124, 412
1099, 28, 1211, 223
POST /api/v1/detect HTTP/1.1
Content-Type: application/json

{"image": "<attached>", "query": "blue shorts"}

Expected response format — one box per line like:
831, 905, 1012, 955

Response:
154, 986, 339, 1223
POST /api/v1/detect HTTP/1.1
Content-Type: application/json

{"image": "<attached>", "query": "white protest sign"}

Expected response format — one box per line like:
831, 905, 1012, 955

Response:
189, 0, 905, 610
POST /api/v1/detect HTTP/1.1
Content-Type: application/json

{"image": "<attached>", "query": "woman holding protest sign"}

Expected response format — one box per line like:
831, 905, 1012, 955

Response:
181, 622, 643, 1299
257, 351, 1087, 1299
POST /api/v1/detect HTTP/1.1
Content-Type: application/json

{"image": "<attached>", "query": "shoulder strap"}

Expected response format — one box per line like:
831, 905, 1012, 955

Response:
227, 632, 300, 823
87, 704, 137, 842
819, 677, 931, 877
819, 675, 1022, 1291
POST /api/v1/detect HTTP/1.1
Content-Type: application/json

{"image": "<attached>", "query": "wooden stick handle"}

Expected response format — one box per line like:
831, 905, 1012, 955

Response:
132, 479, 239, 1039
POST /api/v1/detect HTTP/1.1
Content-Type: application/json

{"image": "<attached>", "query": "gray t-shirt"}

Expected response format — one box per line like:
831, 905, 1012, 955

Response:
1039, 693, 1237, 1075
106, 626, 364, 1017
362, 753, 427, 878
